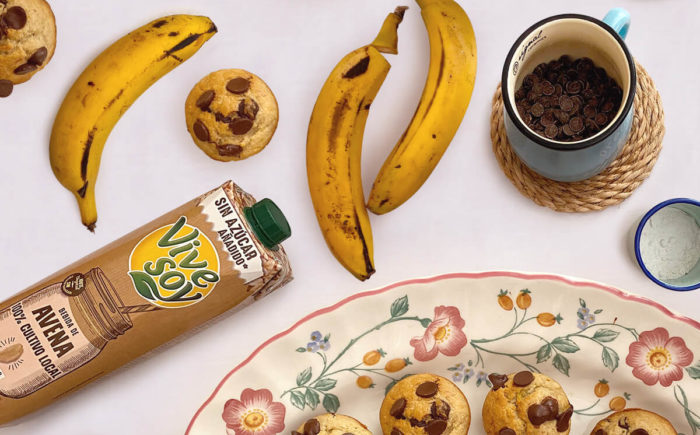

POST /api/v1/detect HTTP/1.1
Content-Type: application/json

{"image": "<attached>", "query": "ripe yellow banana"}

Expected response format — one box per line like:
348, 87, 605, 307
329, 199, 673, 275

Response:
367, 0, 477, 214
307, 7, 406, 280
50, 15, 217, 231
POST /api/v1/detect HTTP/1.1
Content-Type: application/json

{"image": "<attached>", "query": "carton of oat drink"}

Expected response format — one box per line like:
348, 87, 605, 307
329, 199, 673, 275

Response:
0, 181, 292, 423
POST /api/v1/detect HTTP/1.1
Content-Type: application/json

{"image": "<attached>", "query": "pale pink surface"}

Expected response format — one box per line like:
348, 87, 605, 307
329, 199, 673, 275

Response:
222, 388, 286, 435
410, 305, 468, 361
626, 327, 694, 387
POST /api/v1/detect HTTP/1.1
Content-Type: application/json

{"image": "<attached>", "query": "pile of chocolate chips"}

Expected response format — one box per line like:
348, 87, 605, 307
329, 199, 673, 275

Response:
514, 55, 623, 142
389, 381, 451, 435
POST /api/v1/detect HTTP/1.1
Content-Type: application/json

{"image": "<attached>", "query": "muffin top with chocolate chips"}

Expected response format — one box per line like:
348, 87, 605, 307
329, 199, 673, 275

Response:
0, 0, 56, 96
482, 371, 573, 435
590, 408, 677, 435
184, 68, 279, 162
291, 413, 371, 435
379, 373, 471, 435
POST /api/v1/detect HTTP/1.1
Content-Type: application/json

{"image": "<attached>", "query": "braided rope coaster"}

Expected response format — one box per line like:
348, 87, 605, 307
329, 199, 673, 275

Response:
490, 61, 665, 212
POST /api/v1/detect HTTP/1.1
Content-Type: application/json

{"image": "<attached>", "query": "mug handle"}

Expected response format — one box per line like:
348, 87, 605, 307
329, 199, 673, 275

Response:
603, 8, 631, 40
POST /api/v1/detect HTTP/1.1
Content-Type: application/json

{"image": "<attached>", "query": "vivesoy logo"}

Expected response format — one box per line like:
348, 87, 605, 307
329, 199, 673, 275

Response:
128, 217, 220, 309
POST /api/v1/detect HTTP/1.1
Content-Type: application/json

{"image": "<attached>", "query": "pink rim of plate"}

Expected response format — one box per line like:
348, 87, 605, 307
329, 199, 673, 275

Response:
186, 271, 700, 434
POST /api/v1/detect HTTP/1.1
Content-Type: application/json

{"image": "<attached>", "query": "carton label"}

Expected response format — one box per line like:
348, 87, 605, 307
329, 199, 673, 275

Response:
200, 187, 263, 284
128, 217, 221, 309
0, 293, 95, 398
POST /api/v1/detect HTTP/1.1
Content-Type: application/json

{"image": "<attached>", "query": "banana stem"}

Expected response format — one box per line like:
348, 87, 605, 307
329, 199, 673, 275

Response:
371, 6, 408, 54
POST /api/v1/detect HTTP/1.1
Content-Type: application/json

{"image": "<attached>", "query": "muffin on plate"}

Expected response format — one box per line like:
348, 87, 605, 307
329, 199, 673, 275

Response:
590, 408, 677, 435
292, 413, 372, 435
0, 0, 56, 97
185, 68, 279, 161
380, 373, 470, 435
482, 371, 573, 434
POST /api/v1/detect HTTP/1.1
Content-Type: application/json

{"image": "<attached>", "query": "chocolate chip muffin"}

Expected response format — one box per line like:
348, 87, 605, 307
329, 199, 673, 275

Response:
590, 409, 677, 435
292, 413, 372, 435
185, 69, 279, 161
0, 0, 56, 97
380, 373, 471, 435
482, 371, 573, 434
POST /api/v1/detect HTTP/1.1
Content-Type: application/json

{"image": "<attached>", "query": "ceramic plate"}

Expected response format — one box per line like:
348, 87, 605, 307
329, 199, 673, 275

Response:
187, 272, 700, 435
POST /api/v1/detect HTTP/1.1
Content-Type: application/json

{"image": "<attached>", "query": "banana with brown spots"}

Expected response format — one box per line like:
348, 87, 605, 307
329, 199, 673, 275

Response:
50, 15, 216, 231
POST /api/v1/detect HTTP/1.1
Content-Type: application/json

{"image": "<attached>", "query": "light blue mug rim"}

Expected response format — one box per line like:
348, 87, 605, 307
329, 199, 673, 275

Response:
634, 198, 700, 291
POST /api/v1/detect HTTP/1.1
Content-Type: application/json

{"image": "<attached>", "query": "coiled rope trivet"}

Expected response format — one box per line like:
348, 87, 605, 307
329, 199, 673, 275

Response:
490, 61, 665, 212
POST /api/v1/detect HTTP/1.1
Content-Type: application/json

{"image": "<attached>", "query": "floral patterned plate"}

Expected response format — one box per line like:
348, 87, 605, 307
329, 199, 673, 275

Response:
186, 272, 700, 435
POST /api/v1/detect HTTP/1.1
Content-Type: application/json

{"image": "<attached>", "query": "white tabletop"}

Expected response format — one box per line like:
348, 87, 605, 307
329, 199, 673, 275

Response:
1, 0, 698, 433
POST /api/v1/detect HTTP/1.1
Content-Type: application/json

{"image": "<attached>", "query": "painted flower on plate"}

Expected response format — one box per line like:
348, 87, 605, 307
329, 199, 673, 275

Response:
222, 388, 286, 435
410, 305, 467, 362
625, 327, 694, 387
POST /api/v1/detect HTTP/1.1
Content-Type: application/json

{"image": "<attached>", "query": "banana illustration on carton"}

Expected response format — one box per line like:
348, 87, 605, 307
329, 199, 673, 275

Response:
50, 15, 217, 231
368, 0, 477, 214
307, 7, 406, 280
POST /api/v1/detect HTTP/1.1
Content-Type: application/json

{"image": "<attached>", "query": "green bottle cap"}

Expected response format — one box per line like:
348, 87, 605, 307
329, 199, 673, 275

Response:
244, 198, 291, 250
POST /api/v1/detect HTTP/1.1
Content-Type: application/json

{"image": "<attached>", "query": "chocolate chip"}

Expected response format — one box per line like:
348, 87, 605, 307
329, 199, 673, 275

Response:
556, 406, 573, 432
595, 430, 607, 435
529, 103, 544, 118
544, 124, 559, 139
489, 373, 508, 390
196, 90, 215, 111
566, 80, 582, 94
217, 144, 243, 157
618, 417, 630, 429
595, 113, 609, 127
542, 80, 555, 96
238, 98, 259, 120
540, 111, 555, 127
3, 6, 26, 29
630, 430, 649, 435
424, 420, 447, 435
556, 110, 570, 124
415, 381, 438, 398
409, 418, 427, 428
512, 371, 534, 387
430, 400, 450, 420
583, 104, 597, 119
391, 429, 403, 435
0, 79, 12, 98
569, 116, 584, 133
601, 100, 615, 113
291, 431, 303, 435
214, 112, 233, 124
390, 398, 407, 418
542, 396, 559, 417
193, 119, 209, 141
226, 77, 250, 94
499, 429, 516, 435
303, 418, 320, 435
523, 74, 538, 88
28, 47, 47, 66
229, 118, 253, 135
559, 95, 573, 112
13, 63, 36, 75
528, 404, 553, 426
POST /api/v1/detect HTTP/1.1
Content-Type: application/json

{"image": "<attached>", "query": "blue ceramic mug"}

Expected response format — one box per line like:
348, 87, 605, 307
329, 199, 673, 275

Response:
501, 9, 636, 182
